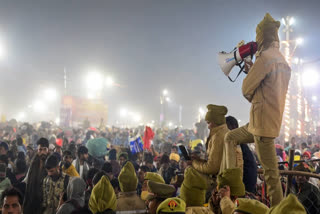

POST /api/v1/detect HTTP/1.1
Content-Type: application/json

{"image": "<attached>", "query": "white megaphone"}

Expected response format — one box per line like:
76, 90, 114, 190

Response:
218, 41, 258, 82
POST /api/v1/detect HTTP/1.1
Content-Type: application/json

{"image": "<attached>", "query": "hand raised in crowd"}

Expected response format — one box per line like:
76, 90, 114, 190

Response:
191, 153, 201, 161
219, 185, 231, 199
211, 189, 220, 207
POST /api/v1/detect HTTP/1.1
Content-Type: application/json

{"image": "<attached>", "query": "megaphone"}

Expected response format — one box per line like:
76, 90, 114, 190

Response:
218, 42, 258, 82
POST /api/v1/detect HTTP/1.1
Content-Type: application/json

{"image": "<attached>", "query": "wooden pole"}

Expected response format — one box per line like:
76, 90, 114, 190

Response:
285, 149, 295, 196
257, 158, 320, 165
257, 169, 320, 179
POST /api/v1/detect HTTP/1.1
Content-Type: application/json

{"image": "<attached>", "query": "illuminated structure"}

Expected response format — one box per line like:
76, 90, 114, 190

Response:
281, 16, 316, 142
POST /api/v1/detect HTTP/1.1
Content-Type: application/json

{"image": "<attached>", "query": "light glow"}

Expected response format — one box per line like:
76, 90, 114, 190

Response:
312, 96, 317, 101
302, 69, 319, 87
33, 100, 46, 113
289, 17, 295, 26
296, 38, 303, 45
105, 77, 114, 87
163, 89, 168, 96
120, 108, 128, 117
86, 72, 104, 91
44, 88, 57, 102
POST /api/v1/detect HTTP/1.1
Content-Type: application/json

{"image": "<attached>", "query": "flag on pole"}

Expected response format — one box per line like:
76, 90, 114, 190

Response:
130, 135, 144, 154
143, 126, 154, 150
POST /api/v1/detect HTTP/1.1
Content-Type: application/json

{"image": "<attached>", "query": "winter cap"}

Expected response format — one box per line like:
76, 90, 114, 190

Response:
89, 176, 117, 213
118, 162, 138, 192
118, 152, 128, 160
302, 151, 311, 159
169, 153, 180, 163
233, 198, 269, 214
144, 172, 165, 184
146, 180, 176, 201
217, 168, 245, 196
256, 13, 280, 51
267, 194, 306, 214
156, 197, 186, 214
180, 167, 207, 206
205, 105, 228, 125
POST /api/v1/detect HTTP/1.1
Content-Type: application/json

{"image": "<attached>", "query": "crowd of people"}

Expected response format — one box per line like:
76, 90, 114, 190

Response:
0, 113, 318, 214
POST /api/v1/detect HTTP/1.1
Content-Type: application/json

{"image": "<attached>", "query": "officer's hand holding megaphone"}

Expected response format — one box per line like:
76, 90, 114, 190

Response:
218, 41, 257, 82
244, 59, 253, 74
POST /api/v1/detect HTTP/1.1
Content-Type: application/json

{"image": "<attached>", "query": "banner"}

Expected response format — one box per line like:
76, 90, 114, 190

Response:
60, 96, 108, 128
130, 135, 144, 154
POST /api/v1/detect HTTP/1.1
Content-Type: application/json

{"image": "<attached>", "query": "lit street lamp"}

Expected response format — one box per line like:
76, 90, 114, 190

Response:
312, 96, 317, 102
44, 88, 57, 102
296, 37, 304, 45
198, 107, 205, 121
86, 71, 104, 91
106, 77, 114, 87
0, 39, 6, 60
120, 108, 128, 117
133, 113, 141, 123
17, 112, 26, 121
160, 89, 171, 127
33, 100, 46, 113
302, 69, 319, 87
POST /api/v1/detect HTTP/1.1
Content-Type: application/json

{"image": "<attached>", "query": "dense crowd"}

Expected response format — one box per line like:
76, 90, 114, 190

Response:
0, 116, 318, 214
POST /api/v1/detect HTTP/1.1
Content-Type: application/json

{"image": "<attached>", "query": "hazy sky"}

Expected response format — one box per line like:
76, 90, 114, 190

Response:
0, 0, 319, 127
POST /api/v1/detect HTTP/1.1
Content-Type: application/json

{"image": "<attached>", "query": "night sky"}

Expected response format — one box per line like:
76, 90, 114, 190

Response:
0, 0, 319, 127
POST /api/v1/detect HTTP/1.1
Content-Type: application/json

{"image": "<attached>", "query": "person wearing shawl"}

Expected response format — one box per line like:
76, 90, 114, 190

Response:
23, 138, 49, 214
56, 177, 86, 214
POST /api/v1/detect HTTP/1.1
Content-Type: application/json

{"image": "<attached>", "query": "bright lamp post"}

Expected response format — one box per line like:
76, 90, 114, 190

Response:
105, 77, 114, 88
302, 69, 319, 87
160, 89, 171, 127
119, 108, 128, 127
0, 39, 6, 60
85, 71, 104, 99
33, 100, 46, 113
85, 70, 115, 99
198, 107, 205, 122
44, 88, 58, 102
17, 112, 26, 121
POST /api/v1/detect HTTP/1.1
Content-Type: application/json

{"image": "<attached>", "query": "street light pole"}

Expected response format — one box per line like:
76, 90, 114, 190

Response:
178, 105, 182, 127
64, 67, 67, 95
160, 89, 170, 128
160, 95, 164, 128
